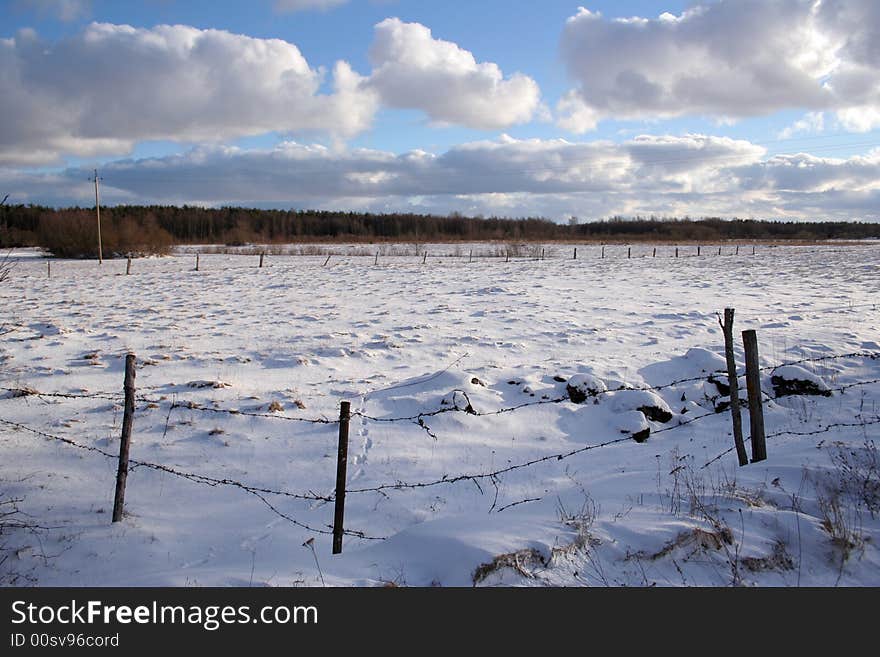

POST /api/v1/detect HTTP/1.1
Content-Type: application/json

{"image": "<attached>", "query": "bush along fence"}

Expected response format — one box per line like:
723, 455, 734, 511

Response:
1, 325, 879, 554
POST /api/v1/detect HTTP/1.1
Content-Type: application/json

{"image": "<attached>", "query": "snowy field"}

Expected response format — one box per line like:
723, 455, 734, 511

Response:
1, 242, 879, 587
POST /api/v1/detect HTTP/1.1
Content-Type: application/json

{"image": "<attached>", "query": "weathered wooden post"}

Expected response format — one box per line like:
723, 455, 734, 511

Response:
573, 247, 577, 260
628, 247, 631, 259
112, 354, 137, 522
332, 401, 351, 554
697, 245, 701, 257
720, 309, 748, 466
126, 257, 131, 275
506, 252, 509, 263
736, 245, 740, 256
195, 254, 200, 271
469, 250, 473, 263
742, 329, 767, 463
601, 246, 605, 259
423, 252, 427, 264
718, 246, 722, 256
541, 248, 545, 260
675, 247, 679, 258
259, 253, 264, 268
653, 247, 656, 258
47, 262, 51, 278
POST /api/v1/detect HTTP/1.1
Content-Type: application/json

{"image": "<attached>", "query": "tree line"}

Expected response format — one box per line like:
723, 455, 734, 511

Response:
1, 204, 878, 258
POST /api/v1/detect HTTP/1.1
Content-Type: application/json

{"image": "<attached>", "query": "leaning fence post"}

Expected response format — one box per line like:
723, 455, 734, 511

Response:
112, 354, 137, 523
332, 401, 351, 554
742, 329, 767, 463
720, 309, 748, 466
423, 251, 427, 264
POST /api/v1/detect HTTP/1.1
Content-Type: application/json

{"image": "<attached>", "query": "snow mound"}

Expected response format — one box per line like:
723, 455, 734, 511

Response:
611, 389, 673, 423
771, 365, 831, 398
566, 374, 607, 403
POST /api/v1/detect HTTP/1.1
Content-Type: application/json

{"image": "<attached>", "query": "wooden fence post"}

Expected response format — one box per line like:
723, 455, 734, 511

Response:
423, 252, 427, 264
735, 245, 740, 256
573, 247, 577, 260
47, 262, 51, 278
195, 254, 200, 271
652, 247, 656, 258
112, 354, 137, 522
126, 257, 131, 275
752, 246, 756, 255
628, 247, 631, 259
697, 245, 701, 257
601, 246, 605, 259
720, 309, 748, 466
259, 253, 264, 268
332, 401, 351, 554
675, 247, 679, 258
506, 252, 509, 263
718, 247, 722, 256
742, 329, 767, 463
541, 248, 545, 260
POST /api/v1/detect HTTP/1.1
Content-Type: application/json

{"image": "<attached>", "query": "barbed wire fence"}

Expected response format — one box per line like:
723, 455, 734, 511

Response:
1, 345, 877, 551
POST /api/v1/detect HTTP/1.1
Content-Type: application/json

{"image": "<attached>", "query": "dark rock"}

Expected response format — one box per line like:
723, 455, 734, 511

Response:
638, 405, 673, 423
771, 375, 832, 398
707, 374, 730, 396
632, 427, 651, 443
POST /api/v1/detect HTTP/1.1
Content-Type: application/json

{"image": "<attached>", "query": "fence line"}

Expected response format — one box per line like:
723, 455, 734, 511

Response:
3, 350, 877, 429
0, 415, 382, 540
2, 364, 878, 540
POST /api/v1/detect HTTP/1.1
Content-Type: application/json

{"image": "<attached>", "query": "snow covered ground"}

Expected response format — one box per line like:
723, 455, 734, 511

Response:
1, 242, 878, 587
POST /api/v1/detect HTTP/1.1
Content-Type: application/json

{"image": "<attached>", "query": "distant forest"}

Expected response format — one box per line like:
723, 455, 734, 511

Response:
1, 204, 879, 258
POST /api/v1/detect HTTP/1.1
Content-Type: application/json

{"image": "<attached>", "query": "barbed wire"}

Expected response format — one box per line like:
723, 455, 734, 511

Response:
700, 416, 880, 470
0, 415, 381, 540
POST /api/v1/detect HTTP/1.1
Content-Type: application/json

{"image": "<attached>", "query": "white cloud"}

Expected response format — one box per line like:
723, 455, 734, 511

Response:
367, 18, 541, 129
5, 134, 876, 221
779, 112, 825, 139
558, 0, 880, 131
274, 0, 349, 13
0, 23, 378, 166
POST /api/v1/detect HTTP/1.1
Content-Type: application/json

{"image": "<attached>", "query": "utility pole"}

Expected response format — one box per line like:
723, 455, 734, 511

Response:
91, 169, 103, 264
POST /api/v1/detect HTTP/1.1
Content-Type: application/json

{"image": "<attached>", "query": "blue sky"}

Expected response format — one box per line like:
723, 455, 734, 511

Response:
2, 0, 880, 220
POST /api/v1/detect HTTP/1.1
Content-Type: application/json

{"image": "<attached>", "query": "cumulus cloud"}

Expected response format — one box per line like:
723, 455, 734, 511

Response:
368, 18, 541, 129
4, 134, 877, 220
274, 0, 349, 13
558, 0, 880, 132
0, 23, 378, 165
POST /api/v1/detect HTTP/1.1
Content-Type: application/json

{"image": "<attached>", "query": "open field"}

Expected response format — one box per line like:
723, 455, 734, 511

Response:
1, 242, 879, 586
